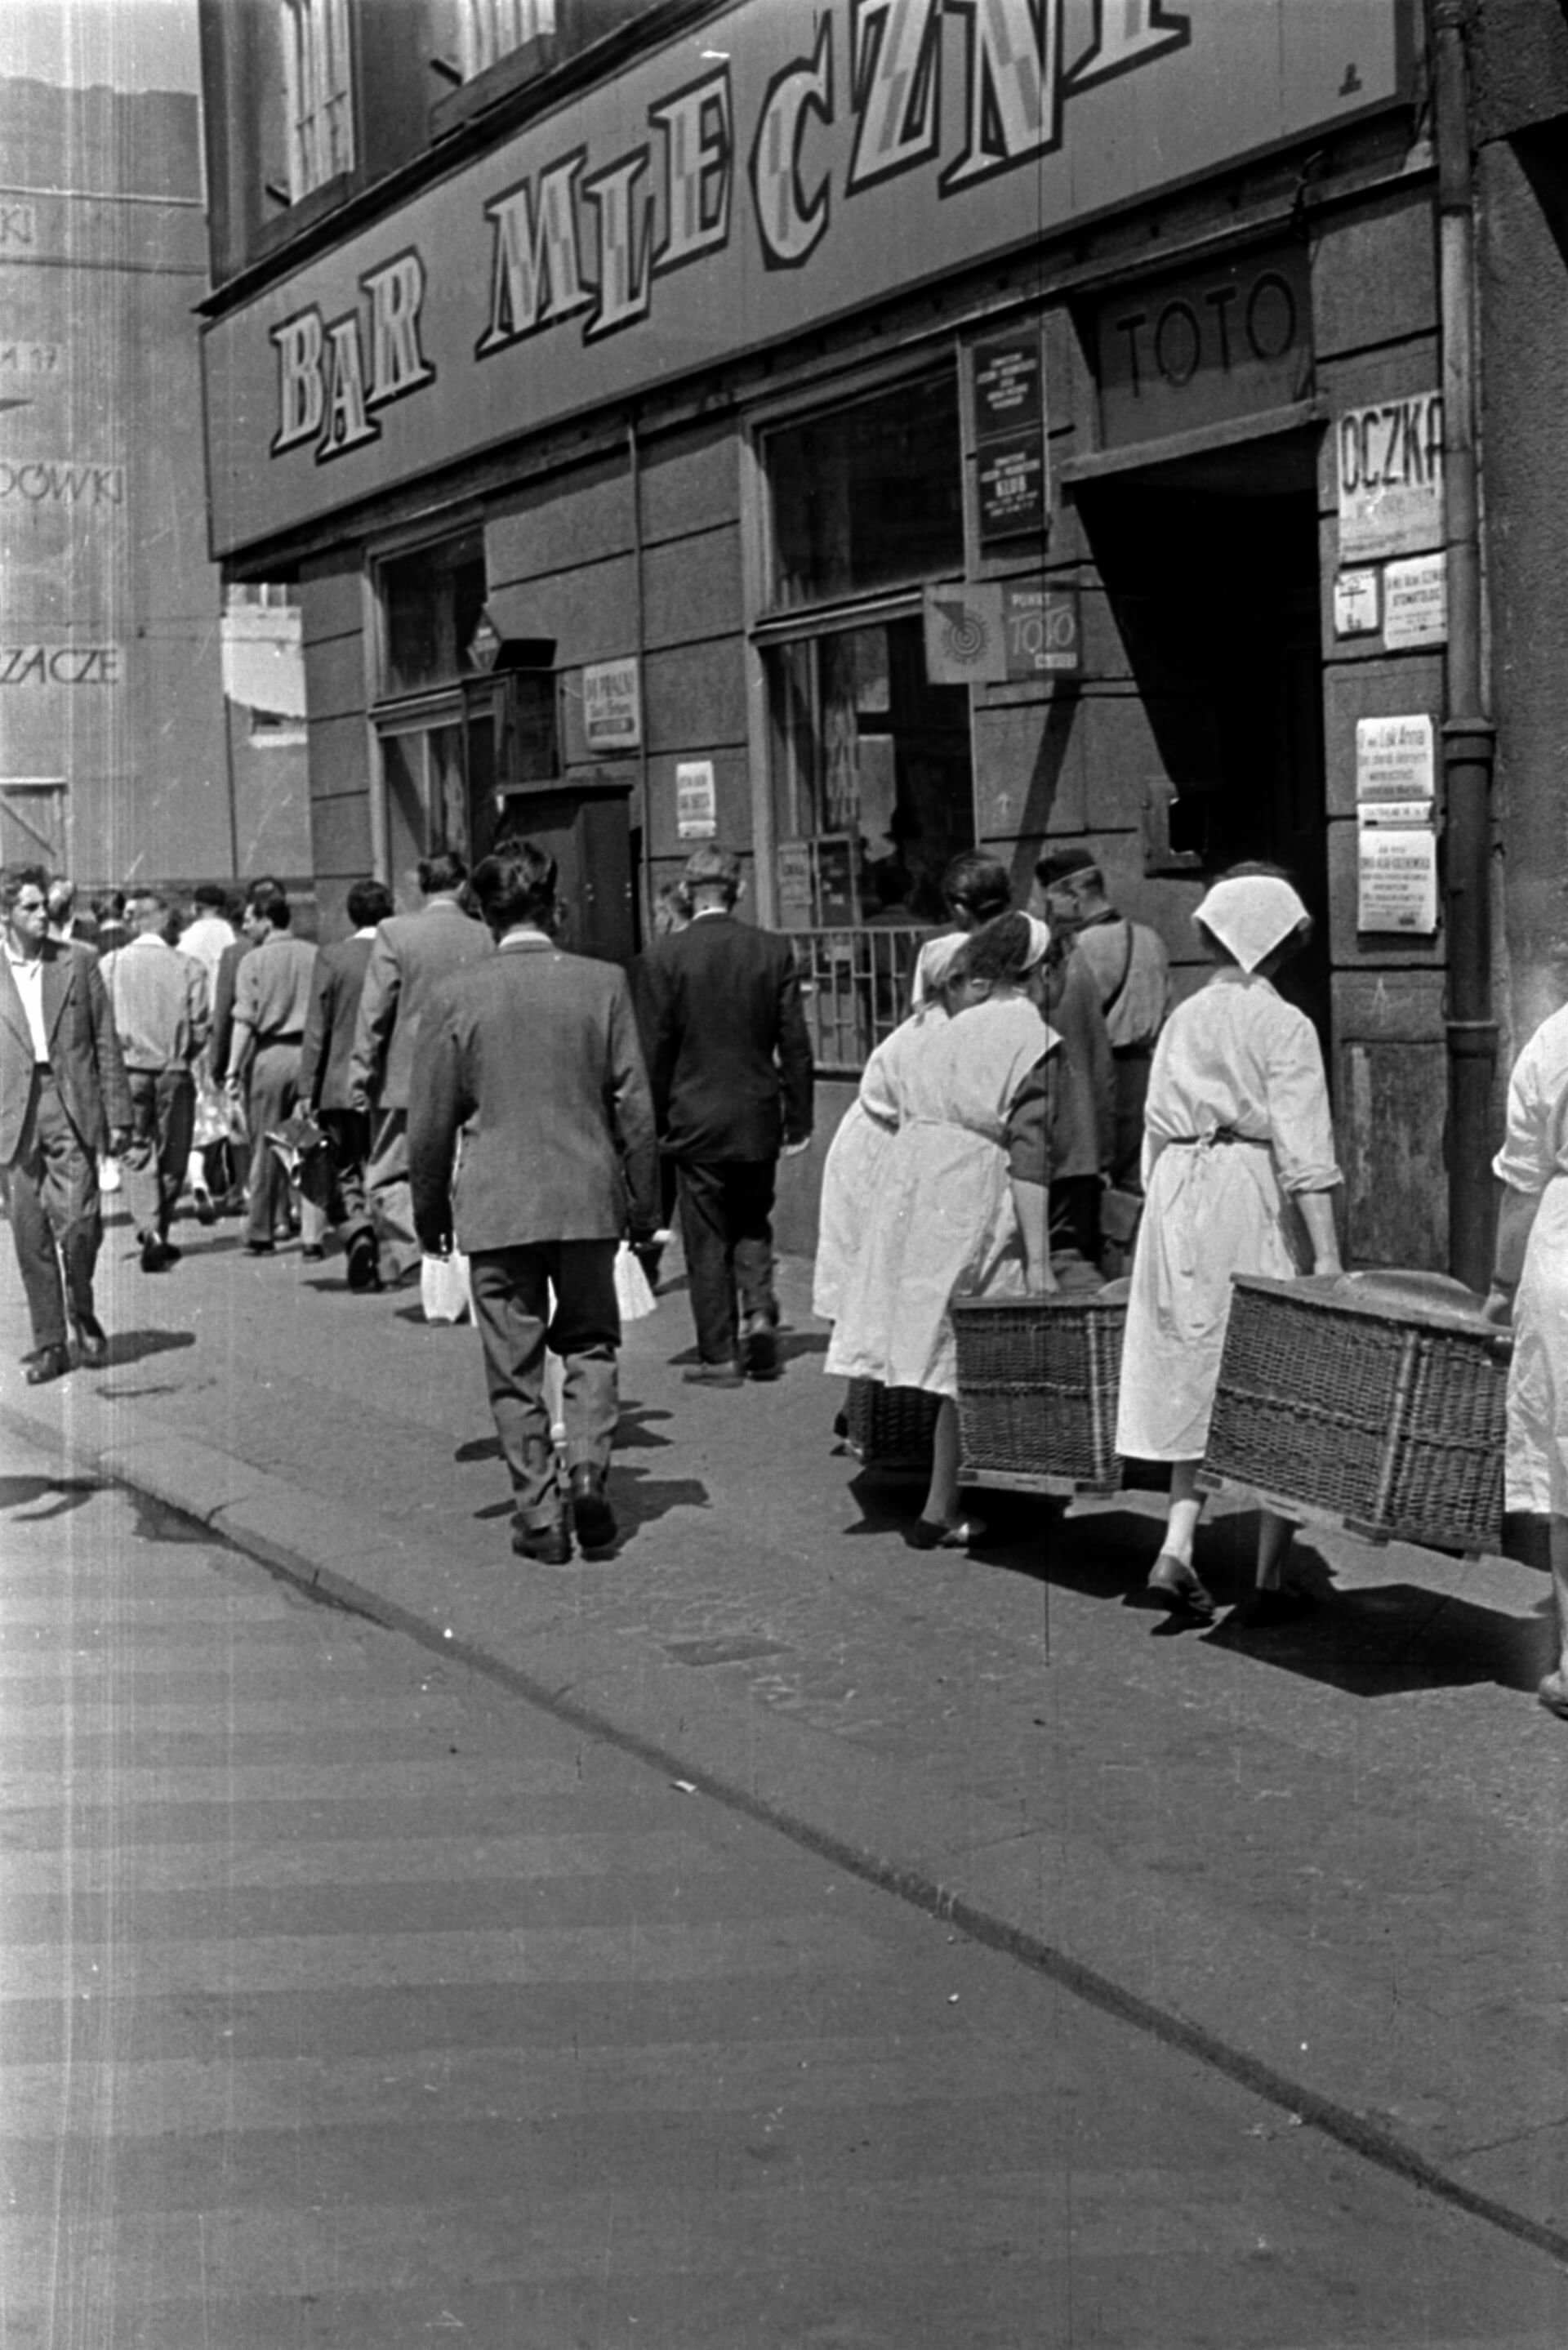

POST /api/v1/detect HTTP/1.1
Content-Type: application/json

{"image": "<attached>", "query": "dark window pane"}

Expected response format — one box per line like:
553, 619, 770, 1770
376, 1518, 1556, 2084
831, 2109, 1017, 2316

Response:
768, 377, 963, 609
381, 532, 486, 696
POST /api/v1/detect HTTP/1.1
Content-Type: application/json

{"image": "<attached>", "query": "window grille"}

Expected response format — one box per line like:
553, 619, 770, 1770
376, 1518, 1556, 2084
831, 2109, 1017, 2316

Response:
788, 925, 936, 1076
458, 0, 556, 79
283, 0, 354, 201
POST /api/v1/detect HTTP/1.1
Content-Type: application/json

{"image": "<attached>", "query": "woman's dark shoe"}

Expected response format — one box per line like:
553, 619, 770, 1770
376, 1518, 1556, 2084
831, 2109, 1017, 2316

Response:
512, 1517, 572, 1566
906, 1515, 991, 1551
1145, 1553, 1217, 1621
25, 1344, 71, 1386
568, 1465, 617, 1553
73, 1313, 109, 1366
345, 1232, 381, 1291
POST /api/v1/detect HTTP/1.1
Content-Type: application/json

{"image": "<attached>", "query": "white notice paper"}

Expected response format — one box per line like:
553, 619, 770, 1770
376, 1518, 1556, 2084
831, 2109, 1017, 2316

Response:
1382, 553, 1448, 649
1357, 826, 1439, 934
1356, 713, 1436, 804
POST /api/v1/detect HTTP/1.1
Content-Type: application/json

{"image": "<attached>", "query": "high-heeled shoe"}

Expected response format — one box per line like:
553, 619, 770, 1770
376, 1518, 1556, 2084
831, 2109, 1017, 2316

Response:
1145, 1552, 1217, 1621
906, 1514, 991, 1551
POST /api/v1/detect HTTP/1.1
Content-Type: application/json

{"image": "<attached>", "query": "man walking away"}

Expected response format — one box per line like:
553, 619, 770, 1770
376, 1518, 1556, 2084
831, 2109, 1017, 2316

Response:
408, 841, 659, 1565
0, 864, 130, 1381
1035, 845, 1171, 1193
634, 845, 813, 1385
297, 877, 393, 1289
350, 852, 492, 1291
100, 890, 209, 1272
226, 888, 316, 1256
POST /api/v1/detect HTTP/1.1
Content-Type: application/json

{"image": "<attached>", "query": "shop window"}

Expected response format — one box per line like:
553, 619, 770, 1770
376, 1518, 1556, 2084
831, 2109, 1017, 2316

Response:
382, 722, 470, 881
282, 0, 354, 201
379, 531, 487, 698
766, 376, 964, 611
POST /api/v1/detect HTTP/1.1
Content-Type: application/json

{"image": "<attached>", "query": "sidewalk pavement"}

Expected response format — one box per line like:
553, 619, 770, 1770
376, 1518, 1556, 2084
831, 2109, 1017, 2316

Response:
3, 1201, 1566, 2258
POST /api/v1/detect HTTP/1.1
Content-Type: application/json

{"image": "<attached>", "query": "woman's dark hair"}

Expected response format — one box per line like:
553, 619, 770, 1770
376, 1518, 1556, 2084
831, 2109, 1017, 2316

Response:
959, 909, 1039, 988
942, 850, 1011, 927
418, 850, 467, 896
472, 840, 558, 931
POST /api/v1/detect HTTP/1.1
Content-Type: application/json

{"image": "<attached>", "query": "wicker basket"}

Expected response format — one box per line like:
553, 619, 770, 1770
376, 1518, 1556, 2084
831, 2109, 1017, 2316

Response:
844, 1378, 941, 1471
1205, 1273, 1509, 1554
953, 1291, 1126, 1492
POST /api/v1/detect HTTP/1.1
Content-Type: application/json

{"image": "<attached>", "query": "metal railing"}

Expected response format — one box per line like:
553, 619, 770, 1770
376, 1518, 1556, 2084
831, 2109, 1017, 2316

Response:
788, 925, 936, 1074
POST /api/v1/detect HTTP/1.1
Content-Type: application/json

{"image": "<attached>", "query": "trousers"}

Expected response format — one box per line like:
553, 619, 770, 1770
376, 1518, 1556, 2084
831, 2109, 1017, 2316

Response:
364, 1107, 421, 1285
243, 1041, 302, 1246
467, 1239, 621, 1528
2, 1068, 101, 1351
123, 1066, 194, 1243
675, 1157, 778, 1367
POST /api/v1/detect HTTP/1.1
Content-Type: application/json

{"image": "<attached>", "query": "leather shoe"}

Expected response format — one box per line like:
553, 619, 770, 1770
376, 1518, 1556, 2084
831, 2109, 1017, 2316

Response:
300, 1242, 326, 1262
345, 1233, 381, 1291
683, 1362, 744, 1388
192, 1188, 217, 1227
73, 1313, 108, 1367
243, 1240, 275, 1256
568, 1464, 617, 1553
25, 1344, 71, 1386
1145, 1552, 1217, 1621
140, 1233, 178, 1272
906, 1514, 991, 1551
511, 1518, 572, 1566
739, 1313, 780, 1380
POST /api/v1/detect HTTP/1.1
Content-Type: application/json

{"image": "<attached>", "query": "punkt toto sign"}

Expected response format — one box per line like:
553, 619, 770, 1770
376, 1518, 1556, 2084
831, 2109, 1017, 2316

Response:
203, 0, 1412, 558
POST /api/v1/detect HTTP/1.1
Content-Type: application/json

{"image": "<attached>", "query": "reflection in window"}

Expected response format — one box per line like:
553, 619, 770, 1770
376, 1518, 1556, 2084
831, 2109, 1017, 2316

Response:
381, 726, 468, 902
458, 0, 556, 78
768, 618, 973, 929
766, 376, 963, 611
379, 532, 487, 698
282, 0, 354, 200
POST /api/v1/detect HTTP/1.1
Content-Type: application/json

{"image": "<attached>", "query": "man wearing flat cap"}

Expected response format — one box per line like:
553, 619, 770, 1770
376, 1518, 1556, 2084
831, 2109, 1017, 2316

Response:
1034, 846, 1170, 1193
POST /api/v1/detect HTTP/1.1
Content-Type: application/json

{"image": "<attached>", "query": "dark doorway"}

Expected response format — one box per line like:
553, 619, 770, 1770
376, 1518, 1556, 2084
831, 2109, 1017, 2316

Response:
1074, 435, 1330, 1043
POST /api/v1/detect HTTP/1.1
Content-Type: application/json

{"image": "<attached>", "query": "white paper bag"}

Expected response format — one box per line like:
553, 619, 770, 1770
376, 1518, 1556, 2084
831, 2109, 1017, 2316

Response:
613, 1241, 657, 1321
421, 1250, 472, 1325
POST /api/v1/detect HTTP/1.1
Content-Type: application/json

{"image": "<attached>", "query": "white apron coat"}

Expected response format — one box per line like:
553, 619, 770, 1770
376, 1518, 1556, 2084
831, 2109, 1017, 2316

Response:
1494, 1005, 1568, 1514
812, 1008, 945, 1324
826, 996, 1052, 1400
1115, 970, 1340, 1462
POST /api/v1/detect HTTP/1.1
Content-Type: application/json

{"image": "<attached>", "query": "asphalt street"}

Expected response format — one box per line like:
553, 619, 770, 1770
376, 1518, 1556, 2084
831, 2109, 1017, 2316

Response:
4, 1433, 1568, 2347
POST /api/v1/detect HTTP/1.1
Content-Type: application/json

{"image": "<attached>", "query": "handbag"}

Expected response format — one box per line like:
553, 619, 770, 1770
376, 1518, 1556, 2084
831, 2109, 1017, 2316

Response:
613, 1240, 657, 1321
421, 1248, 473, 1325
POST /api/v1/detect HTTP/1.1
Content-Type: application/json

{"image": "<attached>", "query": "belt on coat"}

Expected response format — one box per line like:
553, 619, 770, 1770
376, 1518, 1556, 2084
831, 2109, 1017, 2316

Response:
1164, 1128, 1269, 1148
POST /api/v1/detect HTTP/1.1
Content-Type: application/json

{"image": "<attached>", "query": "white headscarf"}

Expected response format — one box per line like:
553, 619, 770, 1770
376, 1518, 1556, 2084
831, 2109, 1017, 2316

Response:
911, 930, 970, 1008
1195, 876, 1308, 974
1018, 914, 1052, 973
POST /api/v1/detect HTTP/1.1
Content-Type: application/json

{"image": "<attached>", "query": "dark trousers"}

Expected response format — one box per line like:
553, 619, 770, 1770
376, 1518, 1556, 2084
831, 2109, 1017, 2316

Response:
676, 1157, 778, 1367
1050, 1173, 1103, 1265
243, 1041, 301, 1246
124, 1066, 194, 1243
1111, 1046, 1154, 1193
318, 1107, 372, 1240
2, 1069, 101, 1351
468, 1240, 621, 1529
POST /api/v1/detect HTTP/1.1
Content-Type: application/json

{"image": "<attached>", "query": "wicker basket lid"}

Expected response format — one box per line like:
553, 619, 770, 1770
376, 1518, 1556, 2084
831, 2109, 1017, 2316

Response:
1232, 1268, 1507, 1342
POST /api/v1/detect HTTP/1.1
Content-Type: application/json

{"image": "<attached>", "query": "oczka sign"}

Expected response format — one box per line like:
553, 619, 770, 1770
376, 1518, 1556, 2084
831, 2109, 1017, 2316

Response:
1337, 392, 1446, 562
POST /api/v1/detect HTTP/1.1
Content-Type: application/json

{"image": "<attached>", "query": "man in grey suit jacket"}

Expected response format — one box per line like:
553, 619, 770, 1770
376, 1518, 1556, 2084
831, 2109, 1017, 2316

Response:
350, 852, 492, 1290
0, 864, 131, 1381
408, 841, 658, 1566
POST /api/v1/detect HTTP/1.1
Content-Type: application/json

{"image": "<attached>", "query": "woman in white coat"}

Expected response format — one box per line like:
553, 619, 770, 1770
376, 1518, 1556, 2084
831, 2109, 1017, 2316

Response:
1116, 870, 1343, 1621
1485, 1003, 1568, 1717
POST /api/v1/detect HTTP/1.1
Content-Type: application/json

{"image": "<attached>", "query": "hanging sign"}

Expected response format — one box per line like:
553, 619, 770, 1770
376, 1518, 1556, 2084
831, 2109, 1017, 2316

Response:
675, 759, 716, 839
1382, 552, 1448, 649
1333, 569, 1380, 637
972, 334, 1048, 551
1001, 581, 1080, 677
1336, 392, 1445, 561
582, 657, 641, 751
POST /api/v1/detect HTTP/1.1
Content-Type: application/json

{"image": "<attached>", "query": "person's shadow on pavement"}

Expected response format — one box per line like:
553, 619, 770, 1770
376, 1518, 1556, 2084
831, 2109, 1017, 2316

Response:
0, 1475, 99, 1521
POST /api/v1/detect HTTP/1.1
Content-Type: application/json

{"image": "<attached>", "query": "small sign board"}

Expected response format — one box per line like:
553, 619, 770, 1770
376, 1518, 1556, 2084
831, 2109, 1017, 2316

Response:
1333, 569, 1380, 637
675, 759, 716, 839
1356, 713, 1435, 805
1358, 825, 1439, 934
972, 333, 1049, 552
1001, 581, 1080, 677
582, 657, 641, 751
1382, 552, 1448, 649
1337, 392, 1445, 561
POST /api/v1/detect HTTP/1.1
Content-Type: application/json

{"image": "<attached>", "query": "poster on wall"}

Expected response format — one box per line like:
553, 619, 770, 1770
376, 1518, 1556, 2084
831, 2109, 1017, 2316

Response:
1357, 825, 1439, 934
582, 657, 641, 751
1336, 393, 1445, 562
972, 335, 1048, 552
675, 760, 716, 839
1355, 714, 1435, 805
1382, 554, 1448, 649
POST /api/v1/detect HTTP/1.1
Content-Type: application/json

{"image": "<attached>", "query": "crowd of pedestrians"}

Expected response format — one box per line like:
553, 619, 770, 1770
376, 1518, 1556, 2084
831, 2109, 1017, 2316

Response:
6, 838, 1568, 1717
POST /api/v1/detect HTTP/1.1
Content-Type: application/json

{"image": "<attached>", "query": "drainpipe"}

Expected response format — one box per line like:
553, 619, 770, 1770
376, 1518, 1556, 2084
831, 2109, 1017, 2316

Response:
627, 414, 653, 947
1431, 0, 1496, 1291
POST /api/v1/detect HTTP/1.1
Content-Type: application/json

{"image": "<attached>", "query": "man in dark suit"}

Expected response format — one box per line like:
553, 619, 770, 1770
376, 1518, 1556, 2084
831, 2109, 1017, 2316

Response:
297, 877, 394, 1288
408, 841, 658, 1565
634, 845, 813, 1385
0, 864, 131, 1382
350, 852, 492, 1291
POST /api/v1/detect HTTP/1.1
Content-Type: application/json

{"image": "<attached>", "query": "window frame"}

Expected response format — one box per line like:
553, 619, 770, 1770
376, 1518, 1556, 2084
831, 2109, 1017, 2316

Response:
280, 0, 356, 205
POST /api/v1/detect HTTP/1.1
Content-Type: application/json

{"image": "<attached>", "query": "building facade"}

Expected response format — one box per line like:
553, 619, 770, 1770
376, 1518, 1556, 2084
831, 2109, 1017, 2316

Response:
0, 72, 309, 898
197, 0, 1498, 1262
